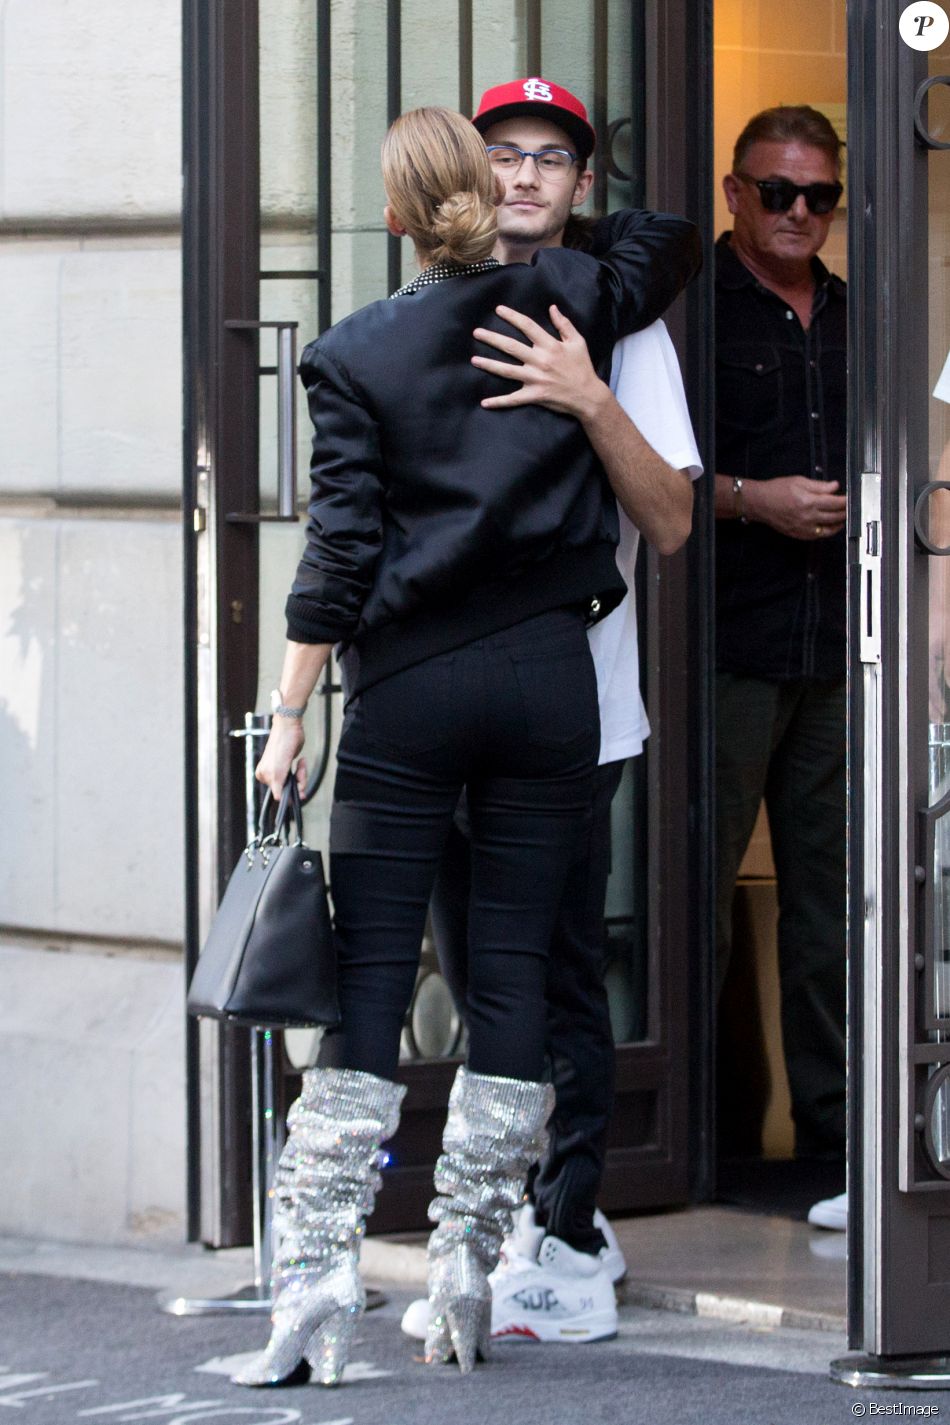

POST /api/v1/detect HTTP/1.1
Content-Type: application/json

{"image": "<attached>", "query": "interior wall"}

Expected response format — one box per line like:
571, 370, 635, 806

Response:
713, 0, 847, 277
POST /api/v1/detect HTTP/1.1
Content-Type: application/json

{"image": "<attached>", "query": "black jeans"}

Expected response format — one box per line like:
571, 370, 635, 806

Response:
430, 759, 625, 1254
319, 610, 600, 1084
715, 671, 846, 1158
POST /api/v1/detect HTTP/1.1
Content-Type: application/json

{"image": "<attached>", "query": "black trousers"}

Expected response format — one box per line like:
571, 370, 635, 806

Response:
319, 610, 600, 1085
715, 671, 846, 1158
430, 759, 625, 1254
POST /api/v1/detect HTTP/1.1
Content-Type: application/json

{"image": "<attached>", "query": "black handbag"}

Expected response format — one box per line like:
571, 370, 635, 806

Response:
187, 778, 340, 1028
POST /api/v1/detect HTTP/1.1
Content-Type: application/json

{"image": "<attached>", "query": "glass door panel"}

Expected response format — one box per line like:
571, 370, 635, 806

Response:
916, 39, 950, 1178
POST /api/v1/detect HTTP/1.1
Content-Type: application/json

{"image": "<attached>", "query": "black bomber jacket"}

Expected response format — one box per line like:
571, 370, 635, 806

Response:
286, 208, 702, 694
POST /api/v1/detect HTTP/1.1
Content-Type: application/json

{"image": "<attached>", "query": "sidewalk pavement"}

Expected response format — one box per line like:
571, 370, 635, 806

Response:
0, 1209, 940, 1425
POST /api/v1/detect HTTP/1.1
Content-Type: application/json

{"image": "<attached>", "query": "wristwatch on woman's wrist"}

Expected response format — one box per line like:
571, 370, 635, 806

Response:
732, 476, 749, 524
270, 688, 307, 720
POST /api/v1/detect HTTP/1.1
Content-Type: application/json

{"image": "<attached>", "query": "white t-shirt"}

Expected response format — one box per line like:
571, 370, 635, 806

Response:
588, 321, 703, 765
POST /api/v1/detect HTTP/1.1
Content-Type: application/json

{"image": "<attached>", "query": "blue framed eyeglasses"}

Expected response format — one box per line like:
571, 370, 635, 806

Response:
485, 145, 578, 179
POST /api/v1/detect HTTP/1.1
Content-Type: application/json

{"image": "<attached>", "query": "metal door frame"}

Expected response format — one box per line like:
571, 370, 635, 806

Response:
647, 0, 716, 1202
846, 0, 950, 1364
183, 0, 262, 1245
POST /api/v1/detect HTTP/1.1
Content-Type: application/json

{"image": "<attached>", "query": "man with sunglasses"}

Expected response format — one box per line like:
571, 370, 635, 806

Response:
715, 106, 847, 1229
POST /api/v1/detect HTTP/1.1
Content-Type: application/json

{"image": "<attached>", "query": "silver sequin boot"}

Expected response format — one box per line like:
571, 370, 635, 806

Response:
424, 1066, 554, 1373
233, 1066, 405, 1389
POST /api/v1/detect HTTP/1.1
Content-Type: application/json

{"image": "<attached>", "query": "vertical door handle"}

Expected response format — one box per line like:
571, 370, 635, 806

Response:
274, 324, 297, 519
224, 319, 300, 523
859, 470, 882, 665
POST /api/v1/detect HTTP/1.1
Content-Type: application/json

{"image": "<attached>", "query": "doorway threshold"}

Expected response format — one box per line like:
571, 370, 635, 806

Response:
613, 1205, 846, 1333
371, 1204, 846, 1333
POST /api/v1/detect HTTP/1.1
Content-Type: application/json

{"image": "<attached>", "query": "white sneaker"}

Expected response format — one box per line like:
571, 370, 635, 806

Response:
399, 1206, 543, 1344
400, 1295, 431, 1341
489, 1235, 618, 1343
507, 1204, 627, 1283
399, 1233, 618, 1344
807, 1189, 847, 1231
594, 1209, 627, 1284
504, 1202, 546, 1262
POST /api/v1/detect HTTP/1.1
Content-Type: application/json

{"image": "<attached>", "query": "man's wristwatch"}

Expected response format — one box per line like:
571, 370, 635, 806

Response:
732, 476, 749, 524
270, 688, 307, 720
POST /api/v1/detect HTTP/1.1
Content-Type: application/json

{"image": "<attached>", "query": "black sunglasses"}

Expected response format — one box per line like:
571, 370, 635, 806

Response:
737, 173, 843, 216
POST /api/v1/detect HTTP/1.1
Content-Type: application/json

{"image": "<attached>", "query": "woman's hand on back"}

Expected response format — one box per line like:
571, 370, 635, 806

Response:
472, 304, 609, 423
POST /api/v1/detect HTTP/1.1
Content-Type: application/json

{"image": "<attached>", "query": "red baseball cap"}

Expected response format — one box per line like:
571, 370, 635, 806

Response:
472, 77, 596, 161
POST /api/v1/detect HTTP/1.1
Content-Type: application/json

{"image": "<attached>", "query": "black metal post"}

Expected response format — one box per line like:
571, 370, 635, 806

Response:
593, 0, 609, 214
629, 0, 646, 208
317, 0, 332, 333
387, 0, 402, 294
458, 0, 473, 117
525, 0, 541, 74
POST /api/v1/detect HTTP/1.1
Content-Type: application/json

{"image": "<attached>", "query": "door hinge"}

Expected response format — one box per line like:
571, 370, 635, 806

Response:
859, 471, 882, 665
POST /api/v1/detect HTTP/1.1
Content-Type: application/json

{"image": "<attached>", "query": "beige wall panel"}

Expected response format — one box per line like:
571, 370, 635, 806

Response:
260, 0, 319, 221
401, 0, 461, 111
0, 518, 184, 941
332, 228, 390, 323
59, 249, 181, 498
0, 252, 62, 494
471, 0, 521, 102
1, 0, 180, 222
541, 7, 594, 108
53, 520, 183, 942
0, 947, 185, 1243
329, 2, 388, 232
0, 522, 57, 925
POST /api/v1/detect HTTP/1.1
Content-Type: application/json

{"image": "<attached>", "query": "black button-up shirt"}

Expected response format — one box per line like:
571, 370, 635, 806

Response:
715, 232, 847, 681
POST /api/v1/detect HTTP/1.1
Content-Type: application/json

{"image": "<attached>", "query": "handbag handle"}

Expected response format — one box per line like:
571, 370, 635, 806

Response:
257, 774, 305, 848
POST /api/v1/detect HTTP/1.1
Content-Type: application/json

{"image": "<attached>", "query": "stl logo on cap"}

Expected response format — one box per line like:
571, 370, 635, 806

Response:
472, 77, 596, 159
522, 78, 554, 102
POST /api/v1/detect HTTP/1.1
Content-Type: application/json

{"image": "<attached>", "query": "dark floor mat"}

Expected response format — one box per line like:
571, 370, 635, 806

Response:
715, 1156, 845, 1220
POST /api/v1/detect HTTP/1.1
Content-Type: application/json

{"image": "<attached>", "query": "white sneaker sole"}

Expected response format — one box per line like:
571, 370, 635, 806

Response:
807, 1204, 847, 1231
491, 1309, 618, 1344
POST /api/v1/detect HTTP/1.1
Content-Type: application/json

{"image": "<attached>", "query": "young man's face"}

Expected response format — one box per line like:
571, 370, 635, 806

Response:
722, 140, 839, 269
481, 115, 593, 250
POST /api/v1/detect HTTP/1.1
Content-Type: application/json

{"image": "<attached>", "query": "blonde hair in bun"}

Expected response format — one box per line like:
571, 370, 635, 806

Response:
382, 106, 498, 268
